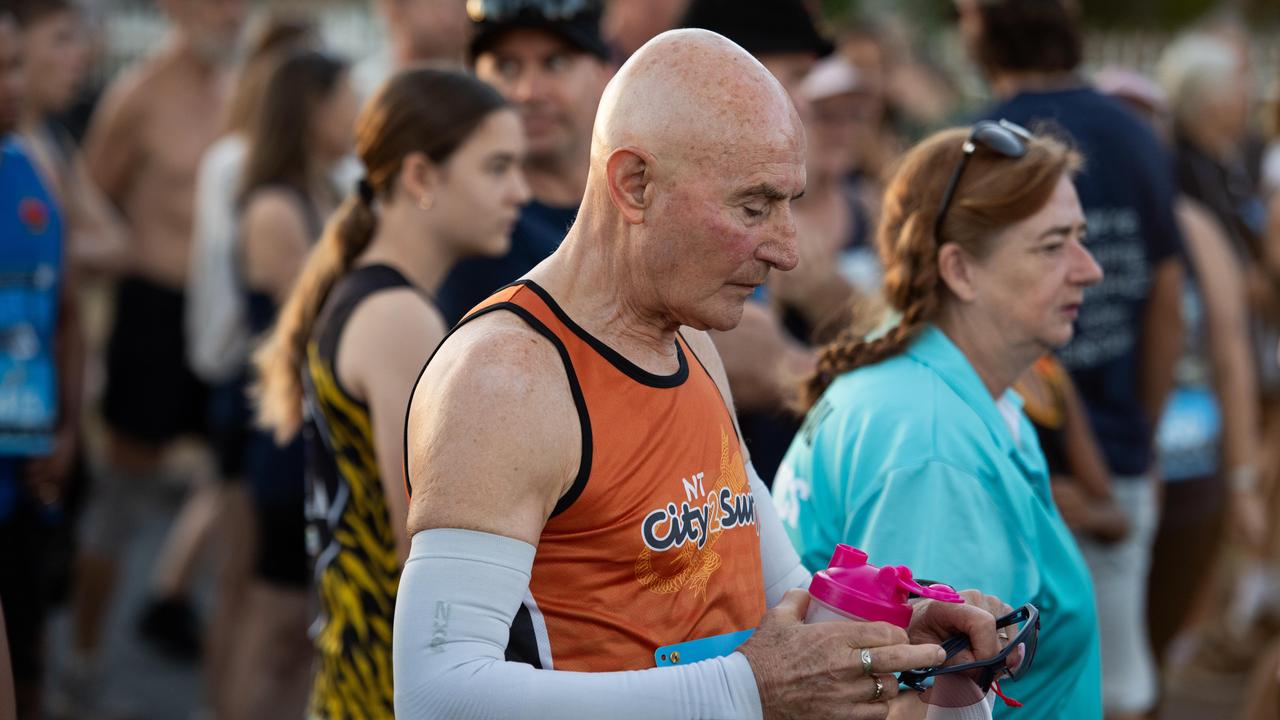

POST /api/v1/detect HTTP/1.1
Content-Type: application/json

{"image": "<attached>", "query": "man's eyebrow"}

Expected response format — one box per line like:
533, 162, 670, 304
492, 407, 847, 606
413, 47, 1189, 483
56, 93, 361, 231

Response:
734, 183, 804, 202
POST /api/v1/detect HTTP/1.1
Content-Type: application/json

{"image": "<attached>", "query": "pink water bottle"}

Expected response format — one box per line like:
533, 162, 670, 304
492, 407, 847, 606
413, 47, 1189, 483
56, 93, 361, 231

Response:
805, 545, 965, 626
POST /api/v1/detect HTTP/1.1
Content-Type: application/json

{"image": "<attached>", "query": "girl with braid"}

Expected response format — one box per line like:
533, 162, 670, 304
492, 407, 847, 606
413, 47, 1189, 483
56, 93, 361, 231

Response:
253, 68, 528, 719
772, 123, 1106, 717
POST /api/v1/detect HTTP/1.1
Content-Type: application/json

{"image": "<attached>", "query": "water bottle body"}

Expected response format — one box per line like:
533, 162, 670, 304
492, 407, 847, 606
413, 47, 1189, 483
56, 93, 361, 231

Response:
803, 596, 869, 625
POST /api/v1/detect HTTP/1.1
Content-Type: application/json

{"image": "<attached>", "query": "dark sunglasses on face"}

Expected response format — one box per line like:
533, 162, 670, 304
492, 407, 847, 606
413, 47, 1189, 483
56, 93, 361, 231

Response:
466, 0, 598, 22
897, 603, 1041, 694
933, 119, 1034, 244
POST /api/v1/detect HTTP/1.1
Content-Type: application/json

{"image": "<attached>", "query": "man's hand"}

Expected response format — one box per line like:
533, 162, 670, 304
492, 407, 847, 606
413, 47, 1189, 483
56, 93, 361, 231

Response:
739, 589, 944, 720
1227, 486, 1268, 555
1052, 479, 1129, 543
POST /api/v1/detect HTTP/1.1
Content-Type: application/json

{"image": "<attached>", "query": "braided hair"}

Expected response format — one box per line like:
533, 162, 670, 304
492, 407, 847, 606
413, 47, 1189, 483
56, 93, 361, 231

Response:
798, 126, 1080, 411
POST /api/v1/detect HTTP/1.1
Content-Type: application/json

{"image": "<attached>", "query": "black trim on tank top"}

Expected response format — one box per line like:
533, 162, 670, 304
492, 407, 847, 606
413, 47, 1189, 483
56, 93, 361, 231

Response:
519, 280, 689, 389
315, 263, 423, 407
402, 302, 593, 519
677, 330, 744, 448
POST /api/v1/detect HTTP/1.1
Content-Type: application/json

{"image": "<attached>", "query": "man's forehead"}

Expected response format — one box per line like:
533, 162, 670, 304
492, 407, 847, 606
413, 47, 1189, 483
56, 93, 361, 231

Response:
482, 28, 588, 60
722, 156, 807, 196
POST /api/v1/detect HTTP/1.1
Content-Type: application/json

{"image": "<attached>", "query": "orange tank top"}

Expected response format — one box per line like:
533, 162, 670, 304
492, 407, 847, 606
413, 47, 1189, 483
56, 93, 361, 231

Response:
446, 280, 766, 671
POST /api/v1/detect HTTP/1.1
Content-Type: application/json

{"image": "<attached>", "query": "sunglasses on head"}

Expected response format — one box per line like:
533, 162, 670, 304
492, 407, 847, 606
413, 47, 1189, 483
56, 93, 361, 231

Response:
897, 603, 1040, 694
933, 119, 1034, 244
467, 0, 598, 22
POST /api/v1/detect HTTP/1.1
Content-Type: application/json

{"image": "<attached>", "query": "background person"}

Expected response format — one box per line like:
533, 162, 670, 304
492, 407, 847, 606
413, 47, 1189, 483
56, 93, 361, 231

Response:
182, 16, 318, 718
955, 2, 1186, 715
68, 0, 245, 706
0, 6, 83, 716
230, 49, 357, 720
253, 66, 529, 719
773, 123, 1104, 718
436, 0, 613, 326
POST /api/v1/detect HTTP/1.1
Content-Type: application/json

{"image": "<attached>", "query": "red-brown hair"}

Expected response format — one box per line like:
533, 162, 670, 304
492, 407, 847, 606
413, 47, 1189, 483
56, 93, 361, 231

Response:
798, 125, 1081, 410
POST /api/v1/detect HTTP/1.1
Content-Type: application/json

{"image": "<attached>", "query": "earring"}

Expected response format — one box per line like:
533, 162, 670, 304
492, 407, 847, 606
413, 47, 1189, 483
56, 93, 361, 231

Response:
418, 195, 434, 211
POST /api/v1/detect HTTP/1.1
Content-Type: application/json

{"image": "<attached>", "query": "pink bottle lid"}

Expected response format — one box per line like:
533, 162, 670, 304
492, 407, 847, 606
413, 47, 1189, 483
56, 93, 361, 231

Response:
809, 545, 965, 628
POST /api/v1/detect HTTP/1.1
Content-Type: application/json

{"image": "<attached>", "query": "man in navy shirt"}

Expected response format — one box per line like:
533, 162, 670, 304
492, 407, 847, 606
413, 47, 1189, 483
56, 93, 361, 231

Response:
957, 1, 1184, 717
437, 0, 612, 324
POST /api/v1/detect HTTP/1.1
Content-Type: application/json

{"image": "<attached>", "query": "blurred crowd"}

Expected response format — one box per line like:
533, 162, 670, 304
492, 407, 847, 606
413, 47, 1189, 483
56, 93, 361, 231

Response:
0, 0, 1278, 718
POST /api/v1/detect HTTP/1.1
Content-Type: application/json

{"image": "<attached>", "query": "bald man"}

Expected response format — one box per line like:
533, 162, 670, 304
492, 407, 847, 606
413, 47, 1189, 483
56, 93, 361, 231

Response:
395, 30, 1001, 719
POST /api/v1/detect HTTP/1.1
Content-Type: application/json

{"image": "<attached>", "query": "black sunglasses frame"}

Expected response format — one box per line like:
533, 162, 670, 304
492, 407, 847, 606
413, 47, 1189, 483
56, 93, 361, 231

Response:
897, 603, 1040, 694
932, 119, 1034, 244
467, 0, 597, 22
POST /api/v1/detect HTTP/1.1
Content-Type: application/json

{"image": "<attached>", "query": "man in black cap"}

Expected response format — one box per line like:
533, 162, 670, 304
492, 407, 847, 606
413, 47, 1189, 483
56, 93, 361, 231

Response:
436, 0, 613, 324
682, 0, 832, 117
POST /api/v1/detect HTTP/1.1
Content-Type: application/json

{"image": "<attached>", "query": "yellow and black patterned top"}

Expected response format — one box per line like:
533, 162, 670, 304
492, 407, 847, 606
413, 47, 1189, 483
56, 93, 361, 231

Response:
302, 264, 413, 720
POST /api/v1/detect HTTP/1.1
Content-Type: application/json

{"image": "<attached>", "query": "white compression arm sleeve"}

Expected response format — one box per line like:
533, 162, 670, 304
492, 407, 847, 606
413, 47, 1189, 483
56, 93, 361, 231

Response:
748, 461, 811, 606
393, 529, 764, 720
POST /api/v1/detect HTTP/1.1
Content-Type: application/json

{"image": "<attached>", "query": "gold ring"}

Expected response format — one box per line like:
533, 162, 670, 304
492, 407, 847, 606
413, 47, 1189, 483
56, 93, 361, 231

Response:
860, 648, 873, 676
872, 674, 884, 701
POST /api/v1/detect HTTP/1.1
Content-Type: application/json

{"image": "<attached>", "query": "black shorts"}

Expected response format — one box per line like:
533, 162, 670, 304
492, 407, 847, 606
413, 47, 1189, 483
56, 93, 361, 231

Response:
246, 430, 309, 588
102, 276, 209, 445
0, 465, 54, 685
208, 375, 251, 480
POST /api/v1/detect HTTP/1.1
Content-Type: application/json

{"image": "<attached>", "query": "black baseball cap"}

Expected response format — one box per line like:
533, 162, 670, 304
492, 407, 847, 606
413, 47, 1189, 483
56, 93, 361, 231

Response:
680, 0, 834, 58
467, 0, 610, 62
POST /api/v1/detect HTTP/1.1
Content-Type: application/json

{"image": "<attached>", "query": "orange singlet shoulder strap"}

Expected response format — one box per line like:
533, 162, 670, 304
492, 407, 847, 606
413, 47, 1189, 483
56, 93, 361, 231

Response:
401, 281, 592, 515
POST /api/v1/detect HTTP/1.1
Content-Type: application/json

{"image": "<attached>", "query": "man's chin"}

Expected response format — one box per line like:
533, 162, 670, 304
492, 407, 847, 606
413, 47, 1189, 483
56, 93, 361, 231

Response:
697, 305, 747, 334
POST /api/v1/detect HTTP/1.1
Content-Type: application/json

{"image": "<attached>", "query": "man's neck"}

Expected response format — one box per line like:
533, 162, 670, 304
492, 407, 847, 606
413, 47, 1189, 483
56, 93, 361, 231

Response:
525, 154, 589, 208
535, 214, 683, 372
988, 69, 1083, 100
17, 107, 44, 134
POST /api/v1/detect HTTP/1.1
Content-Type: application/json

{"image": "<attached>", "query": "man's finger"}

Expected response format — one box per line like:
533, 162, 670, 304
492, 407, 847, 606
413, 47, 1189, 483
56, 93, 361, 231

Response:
836, 620, 909, 650
772, 588, 811, 623
848, 704, 890, 720
848, 674, 900, 704
860, 642, 945, 674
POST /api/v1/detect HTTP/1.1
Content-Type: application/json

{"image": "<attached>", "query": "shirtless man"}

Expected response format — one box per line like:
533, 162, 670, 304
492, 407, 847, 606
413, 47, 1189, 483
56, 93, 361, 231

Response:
395, 30, 1004, 719
66, 0, 244, 703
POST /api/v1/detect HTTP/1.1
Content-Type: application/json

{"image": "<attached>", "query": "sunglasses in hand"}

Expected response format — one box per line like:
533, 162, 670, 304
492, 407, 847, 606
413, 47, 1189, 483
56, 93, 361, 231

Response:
897, 604, 1040, 694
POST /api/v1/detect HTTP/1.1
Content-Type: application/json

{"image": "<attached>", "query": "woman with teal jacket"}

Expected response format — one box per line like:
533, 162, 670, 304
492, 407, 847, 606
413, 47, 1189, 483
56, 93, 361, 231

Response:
772, 121, 1105, 718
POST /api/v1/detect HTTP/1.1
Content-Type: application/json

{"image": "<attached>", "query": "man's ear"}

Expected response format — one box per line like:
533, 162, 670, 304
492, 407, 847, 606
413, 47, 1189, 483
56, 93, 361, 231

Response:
605, 147, 654, 225
937, 241, 979, 303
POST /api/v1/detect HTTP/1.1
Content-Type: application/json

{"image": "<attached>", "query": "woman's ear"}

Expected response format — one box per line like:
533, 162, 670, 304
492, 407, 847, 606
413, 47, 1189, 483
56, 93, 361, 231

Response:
395, 151, 439, 206
937, 242, 979, 303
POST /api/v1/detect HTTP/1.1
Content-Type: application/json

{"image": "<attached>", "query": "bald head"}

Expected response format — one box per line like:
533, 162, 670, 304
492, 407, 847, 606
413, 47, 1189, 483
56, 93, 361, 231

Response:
592, 29, 803, 171
563, 29, 804, 334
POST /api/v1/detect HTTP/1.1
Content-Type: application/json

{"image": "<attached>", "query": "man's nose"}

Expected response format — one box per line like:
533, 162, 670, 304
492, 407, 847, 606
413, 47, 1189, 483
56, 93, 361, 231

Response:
512, 69, 548, 103
759, 217, 799, 273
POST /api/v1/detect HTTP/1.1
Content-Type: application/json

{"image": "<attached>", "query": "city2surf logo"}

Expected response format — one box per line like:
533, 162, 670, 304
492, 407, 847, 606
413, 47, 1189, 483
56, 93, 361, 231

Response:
635, 428, 758, 599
